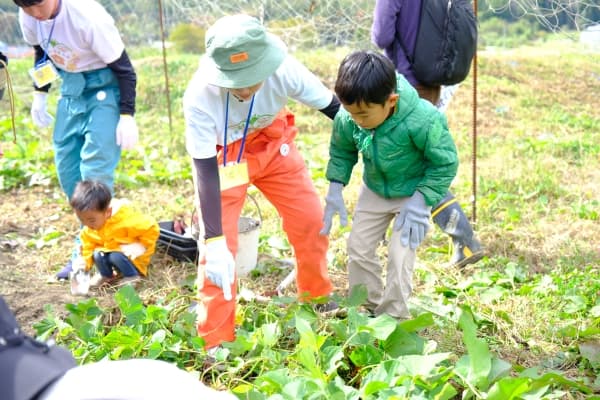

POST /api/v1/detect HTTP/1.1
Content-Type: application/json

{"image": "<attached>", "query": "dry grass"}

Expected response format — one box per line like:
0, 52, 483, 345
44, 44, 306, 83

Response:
1, 38, 599, 392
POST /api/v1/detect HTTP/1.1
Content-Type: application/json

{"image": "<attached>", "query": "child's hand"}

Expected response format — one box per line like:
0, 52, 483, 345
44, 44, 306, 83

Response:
120, 243, 146, 260
320, 181, 348, 235
394, 191, 431, 250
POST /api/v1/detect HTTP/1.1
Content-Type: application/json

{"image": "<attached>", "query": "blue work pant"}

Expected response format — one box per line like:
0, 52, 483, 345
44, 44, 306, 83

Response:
92, 250, 139, 278
54, 68, 121, 199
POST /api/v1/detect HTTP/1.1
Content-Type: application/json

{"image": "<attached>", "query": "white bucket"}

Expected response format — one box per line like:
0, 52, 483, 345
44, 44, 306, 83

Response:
235, 216, 261, 277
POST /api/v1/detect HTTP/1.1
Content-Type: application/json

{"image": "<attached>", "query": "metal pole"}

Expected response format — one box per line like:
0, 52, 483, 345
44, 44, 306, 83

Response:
158, 0, 173, 134
472, 0, 478, 222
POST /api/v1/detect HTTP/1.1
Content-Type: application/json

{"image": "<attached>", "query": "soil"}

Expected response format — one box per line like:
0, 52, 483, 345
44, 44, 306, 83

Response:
0, 186, 77, 332
0, 185, 348, 335
0, 184, 590, 390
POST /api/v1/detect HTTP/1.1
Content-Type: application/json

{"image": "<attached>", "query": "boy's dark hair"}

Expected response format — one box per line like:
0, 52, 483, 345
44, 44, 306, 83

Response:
13, 0, 44, 7
334, 50, 397, 106
70, 180, 112, 212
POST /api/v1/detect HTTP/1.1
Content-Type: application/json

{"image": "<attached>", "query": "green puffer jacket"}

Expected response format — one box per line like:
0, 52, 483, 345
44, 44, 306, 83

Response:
326, 75, 458, 207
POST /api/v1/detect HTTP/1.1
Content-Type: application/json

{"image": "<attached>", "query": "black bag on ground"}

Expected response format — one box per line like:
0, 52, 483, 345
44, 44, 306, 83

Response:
0, 296, 76, 400
405, 0, 478, 86
158, 220, 199, 262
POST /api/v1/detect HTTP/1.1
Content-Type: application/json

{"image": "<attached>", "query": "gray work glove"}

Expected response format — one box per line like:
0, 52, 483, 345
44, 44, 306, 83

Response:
393, 191, 431, 250
320, 181, 348, 235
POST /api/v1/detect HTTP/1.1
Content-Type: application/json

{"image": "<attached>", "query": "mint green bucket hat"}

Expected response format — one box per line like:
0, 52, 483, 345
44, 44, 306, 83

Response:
202, 14, 287, 89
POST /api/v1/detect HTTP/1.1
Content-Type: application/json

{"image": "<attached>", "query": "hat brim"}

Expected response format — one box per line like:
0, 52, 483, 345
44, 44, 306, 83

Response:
201, 33, 287, 89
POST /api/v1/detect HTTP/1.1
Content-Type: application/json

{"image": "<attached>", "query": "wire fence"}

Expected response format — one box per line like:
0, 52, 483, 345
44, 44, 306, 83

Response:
497, 0, 600, 32
0, 0, 374, 51
0, 0, 598, 55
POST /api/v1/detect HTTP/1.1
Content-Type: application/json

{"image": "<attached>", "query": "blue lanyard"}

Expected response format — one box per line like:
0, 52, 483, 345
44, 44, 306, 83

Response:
36, 0, 60, 66
223, 92, 255, 166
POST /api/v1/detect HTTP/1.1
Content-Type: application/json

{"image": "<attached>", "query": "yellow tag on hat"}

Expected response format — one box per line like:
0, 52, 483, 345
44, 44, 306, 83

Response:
219, 161, 249, 191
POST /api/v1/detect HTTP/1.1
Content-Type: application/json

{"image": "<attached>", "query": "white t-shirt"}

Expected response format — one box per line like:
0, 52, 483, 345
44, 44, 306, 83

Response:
19, 0, 124, 72
184, 55, 333, 159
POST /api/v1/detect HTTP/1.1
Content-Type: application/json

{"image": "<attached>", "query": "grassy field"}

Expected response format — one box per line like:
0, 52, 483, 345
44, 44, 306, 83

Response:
1, 37, 599, 398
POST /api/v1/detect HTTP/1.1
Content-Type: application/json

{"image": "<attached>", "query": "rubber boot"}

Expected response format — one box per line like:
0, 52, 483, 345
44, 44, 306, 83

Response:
432, 192, 484, 268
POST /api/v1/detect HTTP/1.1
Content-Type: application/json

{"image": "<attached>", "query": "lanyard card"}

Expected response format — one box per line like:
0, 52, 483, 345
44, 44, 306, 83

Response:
29, 61, 59, 87
219, 161, 249, 191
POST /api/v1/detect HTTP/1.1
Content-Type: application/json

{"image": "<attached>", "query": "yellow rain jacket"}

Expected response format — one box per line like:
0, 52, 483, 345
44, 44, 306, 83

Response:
80, 199, 159, 276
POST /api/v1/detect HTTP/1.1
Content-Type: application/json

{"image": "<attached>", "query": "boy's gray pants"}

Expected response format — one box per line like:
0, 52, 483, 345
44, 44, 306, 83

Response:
347, 184, 418, 320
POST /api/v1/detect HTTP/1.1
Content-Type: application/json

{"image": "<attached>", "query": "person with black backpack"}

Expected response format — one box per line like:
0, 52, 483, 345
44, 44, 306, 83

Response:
372, 0, 484, 269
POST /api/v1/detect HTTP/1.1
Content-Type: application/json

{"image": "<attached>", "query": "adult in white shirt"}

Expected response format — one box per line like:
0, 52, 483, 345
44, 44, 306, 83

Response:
14, 0, 140, 280
184, 14, 340, 349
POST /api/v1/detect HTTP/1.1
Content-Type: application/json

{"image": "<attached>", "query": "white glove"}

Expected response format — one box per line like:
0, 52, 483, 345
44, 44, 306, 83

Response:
70, 270, 91, 296
116, 114, 139, 150
203, 236, 235, 301
70, 257, 90, 296
31, 91, 54, 128
120, 242, 146, 260
72, 256, 87, 272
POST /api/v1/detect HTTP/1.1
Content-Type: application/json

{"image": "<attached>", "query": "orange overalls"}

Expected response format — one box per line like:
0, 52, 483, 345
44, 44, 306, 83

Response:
197, 110, 333, 348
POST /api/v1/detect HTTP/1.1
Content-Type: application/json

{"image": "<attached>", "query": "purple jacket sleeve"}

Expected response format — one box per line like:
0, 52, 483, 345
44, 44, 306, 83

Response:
372, 0, 401, 50
371, 0, 422, 85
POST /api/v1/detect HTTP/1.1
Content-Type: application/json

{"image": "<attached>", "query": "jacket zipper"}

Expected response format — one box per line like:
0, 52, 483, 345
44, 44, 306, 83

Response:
371, 129, 390, 198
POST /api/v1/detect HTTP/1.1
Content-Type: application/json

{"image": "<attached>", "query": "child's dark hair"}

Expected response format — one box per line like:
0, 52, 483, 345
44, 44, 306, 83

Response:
13, 0, 44, 7
334, 50, 397, 106
70, 180, 112, 212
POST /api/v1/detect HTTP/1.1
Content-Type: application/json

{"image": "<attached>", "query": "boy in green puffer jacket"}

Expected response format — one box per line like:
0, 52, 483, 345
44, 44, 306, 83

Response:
320, 50, 458, 319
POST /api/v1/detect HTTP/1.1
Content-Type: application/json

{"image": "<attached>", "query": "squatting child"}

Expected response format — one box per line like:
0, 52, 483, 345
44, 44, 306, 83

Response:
320, 50, 458, 319
70, 180, 159, 287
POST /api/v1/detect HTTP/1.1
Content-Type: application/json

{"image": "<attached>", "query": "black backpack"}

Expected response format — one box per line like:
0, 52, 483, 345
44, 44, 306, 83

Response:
402, 0, 478, 86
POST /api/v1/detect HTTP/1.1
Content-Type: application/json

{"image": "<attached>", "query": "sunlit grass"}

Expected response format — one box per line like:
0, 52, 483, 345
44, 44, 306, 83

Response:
1, 35, 599, 396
